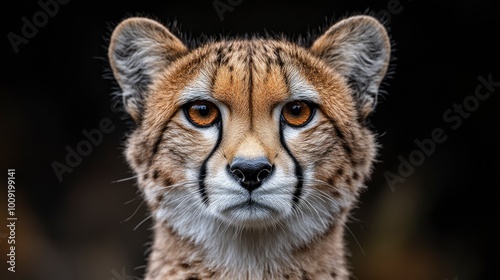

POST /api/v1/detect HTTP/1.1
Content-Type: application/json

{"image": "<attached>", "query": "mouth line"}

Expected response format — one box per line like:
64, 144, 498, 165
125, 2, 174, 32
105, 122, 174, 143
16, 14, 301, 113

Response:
222, 199, 276, 214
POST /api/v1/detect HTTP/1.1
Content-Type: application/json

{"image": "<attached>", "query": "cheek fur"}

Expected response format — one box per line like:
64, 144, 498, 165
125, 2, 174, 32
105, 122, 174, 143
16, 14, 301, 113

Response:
282, 116, 361, 201
135, 115, 220, 187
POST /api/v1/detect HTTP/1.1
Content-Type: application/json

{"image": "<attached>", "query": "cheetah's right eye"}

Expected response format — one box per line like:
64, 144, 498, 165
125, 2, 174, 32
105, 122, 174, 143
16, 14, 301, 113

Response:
184, 101, 220, 127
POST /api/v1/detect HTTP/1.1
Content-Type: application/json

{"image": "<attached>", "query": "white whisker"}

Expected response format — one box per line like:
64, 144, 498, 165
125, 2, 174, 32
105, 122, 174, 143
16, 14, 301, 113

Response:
133, 214, 152, 231
122, 200, 145, 223
112, 175, 138, 183
345, 224, 366, 256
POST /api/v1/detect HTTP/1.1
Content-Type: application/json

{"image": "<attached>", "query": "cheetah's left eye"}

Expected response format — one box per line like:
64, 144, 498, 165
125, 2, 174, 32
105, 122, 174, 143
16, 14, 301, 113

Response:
281, 101, 314, 127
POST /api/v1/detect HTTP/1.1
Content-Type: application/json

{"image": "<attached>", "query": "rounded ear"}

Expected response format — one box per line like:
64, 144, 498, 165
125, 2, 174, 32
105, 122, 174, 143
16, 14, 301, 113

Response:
108, 17, 188, 123
310, 15, 391, 119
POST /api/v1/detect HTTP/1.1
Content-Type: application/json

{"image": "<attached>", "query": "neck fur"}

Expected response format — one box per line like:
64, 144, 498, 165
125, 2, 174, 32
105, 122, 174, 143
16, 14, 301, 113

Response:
145, 205, 350, 280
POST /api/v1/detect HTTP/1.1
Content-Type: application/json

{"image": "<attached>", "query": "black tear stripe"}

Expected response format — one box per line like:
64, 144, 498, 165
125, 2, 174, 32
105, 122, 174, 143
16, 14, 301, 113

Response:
279, 121, 304, 207
277, 50, 302, 206
198, 122, 223, 205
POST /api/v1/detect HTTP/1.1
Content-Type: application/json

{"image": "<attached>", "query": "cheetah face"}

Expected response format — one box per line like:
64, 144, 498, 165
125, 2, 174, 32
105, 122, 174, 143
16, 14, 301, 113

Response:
108, 17, 390, 233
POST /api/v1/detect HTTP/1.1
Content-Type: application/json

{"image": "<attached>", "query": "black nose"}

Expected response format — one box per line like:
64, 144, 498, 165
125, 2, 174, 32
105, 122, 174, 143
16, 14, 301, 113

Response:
229, 157, 273, 192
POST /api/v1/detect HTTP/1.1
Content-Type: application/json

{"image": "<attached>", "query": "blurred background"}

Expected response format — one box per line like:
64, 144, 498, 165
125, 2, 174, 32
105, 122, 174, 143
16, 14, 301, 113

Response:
1, 0, 499, 279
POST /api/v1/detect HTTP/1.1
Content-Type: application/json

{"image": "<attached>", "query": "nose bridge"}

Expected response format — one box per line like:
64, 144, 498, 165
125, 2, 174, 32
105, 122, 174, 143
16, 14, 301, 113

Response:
234, 133, 269, 160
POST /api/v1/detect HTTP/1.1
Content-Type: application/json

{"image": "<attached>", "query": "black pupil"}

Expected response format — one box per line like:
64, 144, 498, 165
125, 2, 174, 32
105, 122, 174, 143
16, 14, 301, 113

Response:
195, 104, 209, 117
290, 104, 302, 116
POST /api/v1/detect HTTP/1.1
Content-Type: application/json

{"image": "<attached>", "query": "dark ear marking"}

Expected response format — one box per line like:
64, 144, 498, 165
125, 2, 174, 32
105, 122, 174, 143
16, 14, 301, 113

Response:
310, 15, 391, 119
108, 17, 188, 123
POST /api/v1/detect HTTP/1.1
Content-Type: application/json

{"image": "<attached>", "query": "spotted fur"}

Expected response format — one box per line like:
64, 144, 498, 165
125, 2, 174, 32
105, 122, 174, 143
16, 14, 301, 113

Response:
108, 15, 390, 280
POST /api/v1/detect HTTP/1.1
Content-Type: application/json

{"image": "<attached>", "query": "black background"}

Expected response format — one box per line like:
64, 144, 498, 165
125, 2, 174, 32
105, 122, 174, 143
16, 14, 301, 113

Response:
1, 0, 499, 280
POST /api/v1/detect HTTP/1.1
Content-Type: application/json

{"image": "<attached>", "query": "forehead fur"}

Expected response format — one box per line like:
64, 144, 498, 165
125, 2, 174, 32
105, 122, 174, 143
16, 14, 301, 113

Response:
143, 39, 358, 129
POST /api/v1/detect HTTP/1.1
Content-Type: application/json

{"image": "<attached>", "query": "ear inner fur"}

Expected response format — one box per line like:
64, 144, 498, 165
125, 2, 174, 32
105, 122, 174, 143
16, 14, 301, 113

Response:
310, 15, 391, 119
108, 17, 188, 123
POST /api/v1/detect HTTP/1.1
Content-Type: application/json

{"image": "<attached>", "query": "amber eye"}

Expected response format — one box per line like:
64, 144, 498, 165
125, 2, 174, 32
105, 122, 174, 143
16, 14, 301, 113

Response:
185, 101, 220, 127
281, 101, 314, 127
